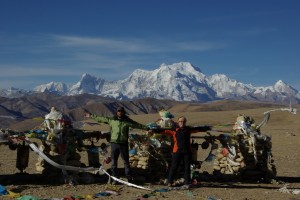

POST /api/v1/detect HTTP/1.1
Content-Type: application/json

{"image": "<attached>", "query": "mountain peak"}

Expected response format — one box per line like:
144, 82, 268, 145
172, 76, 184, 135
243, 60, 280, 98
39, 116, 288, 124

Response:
159, 62, 202, 73
81, 73, 96, 80
275, 80, 286, 86
274, 79, 293, 93
33, 81, 68, 95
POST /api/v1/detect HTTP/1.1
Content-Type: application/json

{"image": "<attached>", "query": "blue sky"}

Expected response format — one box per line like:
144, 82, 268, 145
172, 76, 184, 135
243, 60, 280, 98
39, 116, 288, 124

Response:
0, 0, 299, 90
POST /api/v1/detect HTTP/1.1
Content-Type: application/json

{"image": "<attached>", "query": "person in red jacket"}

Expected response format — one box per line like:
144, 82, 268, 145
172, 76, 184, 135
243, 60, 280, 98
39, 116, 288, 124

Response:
150, 116, 211, 188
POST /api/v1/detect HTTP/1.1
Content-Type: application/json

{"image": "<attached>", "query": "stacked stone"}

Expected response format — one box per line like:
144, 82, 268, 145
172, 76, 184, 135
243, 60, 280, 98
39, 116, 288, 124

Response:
129, 145, 150, 170
238, 133, 276, 179
35, 127, 82, 177
129, 134, 172, 181
213, 143, 245, 175
212, 115, 276, 181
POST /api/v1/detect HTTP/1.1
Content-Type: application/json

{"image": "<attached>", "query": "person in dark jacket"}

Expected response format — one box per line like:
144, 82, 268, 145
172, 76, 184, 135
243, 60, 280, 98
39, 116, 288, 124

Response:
84, 107, 148, 184
150, 116, 211, 188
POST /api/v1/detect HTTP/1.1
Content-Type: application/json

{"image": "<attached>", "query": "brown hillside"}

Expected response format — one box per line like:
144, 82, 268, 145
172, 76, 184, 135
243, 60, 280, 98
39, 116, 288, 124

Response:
3, 96, 296, 132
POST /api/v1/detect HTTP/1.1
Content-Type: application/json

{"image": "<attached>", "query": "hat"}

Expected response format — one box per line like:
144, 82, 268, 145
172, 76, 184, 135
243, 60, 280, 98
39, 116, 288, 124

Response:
117, 107, 125, 112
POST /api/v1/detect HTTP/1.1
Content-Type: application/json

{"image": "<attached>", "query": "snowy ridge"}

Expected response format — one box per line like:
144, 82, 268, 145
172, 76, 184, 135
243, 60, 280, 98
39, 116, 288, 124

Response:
207, 74, 254, 98
1, 62, 299, 104
0, 87, 33, 98
34, 82, 69, 95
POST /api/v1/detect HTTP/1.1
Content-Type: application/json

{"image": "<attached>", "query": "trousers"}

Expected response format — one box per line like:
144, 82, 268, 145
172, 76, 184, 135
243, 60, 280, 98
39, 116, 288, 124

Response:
168, 151, 192, 185
110, 142, 131, 178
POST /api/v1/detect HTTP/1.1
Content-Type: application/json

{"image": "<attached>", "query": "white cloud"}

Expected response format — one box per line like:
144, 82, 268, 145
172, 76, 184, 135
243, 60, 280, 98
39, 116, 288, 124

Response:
51, 34, 225, 53
175, 41, 226, 51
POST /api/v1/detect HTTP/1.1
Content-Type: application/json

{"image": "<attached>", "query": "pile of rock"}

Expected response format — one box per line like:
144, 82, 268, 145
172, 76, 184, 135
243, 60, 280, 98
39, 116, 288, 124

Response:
128, 133, 172, 182
212, 114, 276, 182
213, 144, 245, 175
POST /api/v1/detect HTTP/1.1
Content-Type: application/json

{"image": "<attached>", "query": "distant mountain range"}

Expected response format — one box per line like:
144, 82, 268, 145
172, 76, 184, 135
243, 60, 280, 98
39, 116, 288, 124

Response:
0, 92, 284, 131
1, 62, 300, 104
0, 92, 184, 129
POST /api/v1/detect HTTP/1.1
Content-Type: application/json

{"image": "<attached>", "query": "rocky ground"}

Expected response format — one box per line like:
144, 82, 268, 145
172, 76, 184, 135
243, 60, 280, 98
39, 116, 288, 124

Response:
1, 107, 299, 200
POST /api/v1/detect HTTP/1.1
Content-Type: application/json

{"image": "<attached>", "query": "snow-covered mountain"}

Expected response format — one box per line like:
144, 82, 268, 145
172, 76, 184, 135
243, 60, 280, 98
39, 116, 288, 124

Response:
0, 87, 33, 98
1, 62, 300, 104
34, 82, 69, 95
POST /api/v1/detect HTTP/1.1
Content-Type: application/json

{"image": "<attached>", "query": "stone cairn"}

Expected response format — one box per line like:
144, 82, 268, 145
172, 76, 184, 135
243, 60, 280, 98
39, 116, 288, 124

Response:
128, 109, 175, 182
211, 114, 277, 182
129, 133, 173, 182
35, 108, 83, 181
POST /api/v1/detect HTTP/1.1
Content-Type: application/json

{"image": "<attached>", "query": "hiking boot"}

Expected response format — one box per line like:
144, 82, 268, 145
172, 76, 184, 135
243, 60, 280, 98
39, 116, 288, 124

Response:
181, 184, 190, 189
111, 180, 119, 185
167, 182, 176, 187
110, 177, 120, 185
126, 176, 135, 183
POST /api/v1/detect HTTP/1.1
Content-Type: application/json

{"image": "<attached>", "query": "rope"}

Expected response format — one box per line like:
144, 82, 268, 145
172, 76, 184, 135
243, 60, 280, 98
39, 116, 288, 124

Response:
100, 167, 152, 191
24, 138, 152, 191
26, 139, 99, 172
